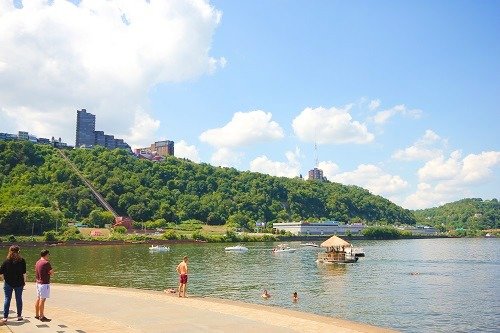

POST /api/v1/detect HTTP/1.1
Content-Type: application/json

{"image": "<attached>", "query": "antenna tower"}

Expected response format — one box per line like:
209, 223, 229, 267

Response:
314, 142, 319, 168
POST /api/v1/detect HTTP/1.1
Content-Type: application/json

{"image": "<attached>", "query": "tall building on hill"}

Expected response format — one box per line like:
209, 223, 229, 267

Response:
104, 134, 116, 149
75, 109, 130, 151
308, 167, 326, 181
76, 109, 96, 147
94, 131, 105, 147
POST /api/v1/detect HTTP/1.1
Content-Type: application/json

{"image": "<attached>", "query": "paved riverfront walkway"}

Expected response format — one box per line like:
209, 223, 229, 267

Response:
0, 283, 397, 333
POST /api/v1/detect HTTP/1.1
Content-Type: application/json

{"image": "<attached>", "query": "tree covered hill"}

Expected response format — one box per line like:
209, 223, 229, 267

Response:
0, 141, 416, 231
413, 198, 499, 230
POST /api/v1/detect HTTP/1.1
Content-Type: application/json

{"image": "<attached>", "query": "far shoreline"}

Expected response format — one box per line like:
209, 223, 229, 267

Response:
0, 234, 475, 248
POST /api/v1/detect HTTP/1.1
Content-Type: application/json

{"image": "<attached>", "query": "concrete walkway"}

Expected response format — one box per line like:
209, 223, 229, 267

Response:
0, 283, 397, 333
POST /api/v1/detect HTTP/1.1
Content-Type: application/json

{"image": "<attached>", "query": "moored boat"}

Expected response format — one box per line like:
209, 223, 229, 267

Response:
149, 245, 170, 252
300, 242, 319, 248
316, 236, 362, 264
350, 247, 365, 257
225, 245, 249, 252
272, 244, 296, 253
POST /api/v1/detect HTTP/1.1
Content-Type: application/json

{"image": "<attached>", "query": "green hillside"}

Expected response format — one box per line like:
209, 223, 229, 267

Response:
0, 141, 416, 234
414, 198, 499, 231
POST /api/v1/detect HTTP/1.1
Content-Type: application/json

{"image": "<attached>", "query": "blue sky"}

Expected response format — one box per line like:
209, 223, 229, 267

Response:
0, 0, 498, 209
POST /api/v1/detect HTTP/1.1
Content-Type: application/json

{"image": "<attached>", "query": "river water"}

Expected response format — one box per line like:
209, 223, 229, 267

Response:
18, 238, 499, 332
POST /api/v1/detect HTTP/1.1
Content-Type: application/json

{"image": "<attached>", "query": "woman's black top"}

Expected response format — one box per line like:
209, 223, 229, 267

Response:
0, 258, 27, 287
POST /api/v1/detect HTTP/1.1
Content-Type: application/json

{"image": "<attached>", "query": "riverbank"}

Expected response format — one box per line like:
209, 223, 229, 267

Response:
0, 231, 457, 248
0, 282, 397, 333
0, 238, 205, 248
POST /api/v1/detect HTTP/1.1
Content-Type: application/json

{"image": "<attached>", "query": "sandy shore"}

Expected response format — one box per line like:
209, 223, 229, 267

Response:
0, 283, 398, 333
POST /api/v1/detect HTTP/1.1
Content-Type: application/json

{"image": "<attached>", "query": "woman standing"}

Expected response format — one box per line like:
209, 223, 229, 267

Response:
0, 245, 27, 322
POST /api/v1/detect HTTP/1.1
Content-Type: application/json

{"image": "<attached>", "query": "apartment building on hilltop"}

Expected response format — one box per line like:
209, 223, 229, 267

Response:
308, 167, 327, 181
134, 140, 175, 161
75, 109, 130, 151
0, 131, 68, 148
76, 109, 96, 147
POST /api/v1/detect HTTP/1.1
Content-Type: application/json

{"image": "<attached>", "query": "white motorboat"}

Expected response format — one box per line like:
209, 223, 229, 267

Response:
225, 245, 249, 252
300, 243, 319, 248
149, 245, 170, 252
272, 244, 296, 253
349, 247, 365, 258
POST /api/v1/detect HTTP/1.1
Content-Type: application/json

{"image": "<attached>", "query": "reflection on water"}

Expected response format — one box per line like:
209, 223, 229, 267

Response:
18, 238, 500, 333
317, 263, 348, 276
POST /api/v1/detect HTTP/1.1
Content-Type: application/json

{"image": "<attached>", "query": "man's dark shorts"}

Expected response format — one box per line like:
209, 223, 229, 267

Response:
180, 274, 188, 284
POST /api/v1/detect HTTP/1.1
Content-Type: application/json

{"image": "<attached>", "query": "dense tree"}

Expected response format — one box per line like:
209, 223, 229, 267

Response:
86, 210, 115, 228
10, 141, 497, 235
0, 206, 63, 235
414, 198, 499, 230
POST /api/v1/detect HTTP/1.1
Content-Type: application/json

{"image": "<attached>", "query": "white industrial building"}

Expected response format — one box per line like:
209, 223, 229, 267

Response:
273, 221, 365, 236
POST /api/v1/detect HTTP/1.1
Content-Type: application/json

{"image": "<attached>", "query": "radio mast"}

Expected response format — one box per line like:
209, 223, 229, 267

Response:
314, 142, 319, 168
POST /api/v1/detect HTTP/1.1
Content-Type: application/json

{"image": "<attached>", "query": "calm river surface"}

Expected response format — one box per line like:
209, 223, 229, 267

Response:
19, 238, 499, 332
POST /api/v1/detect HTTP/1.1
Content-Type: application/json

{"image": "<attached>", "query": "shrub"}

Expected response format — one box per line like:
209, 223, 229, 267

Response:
44, 231, 58, 242
261, 234, 278, 241
162, 230, 178, 240
362, 226, 402, 239
191, 230, 207, 241
144, 219, 169, 229
113, 226, 127, 234
177, 219, 203, 231
223, 230, 239, 242
61, 227, 83, 241
7, 235, 16, 243
127, 234, 148, 241
107, 233, 125, 241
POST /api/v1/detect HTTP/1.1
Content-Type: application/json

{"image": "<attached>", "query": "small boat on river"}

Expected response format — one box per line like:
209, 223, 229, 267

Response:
316, 236, 363, 264
272, 244, 296, 253
149, 245, 170, 252
300, 243, 319, 248
225, 245, 249, 252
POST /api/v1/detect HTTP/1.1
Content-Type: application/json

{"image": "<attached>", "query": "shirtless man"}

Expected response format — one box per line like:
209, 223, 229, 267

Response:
176, 256, 188, 298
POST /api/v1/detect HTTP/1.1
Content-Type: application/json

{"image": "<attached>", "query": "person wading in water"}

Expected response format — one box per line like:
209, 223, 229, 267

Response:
176, 256, 188, 298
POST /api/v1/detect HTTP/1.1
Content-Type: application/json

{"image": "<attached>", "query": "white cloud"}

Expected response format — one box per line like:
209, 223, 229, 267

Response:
0, 0, 223, 146
175, 140, 200, 163
420, 129, 441, 144
368, 99, 381, 111
199, 110, 284, 148
404, 150, 500, 209
403, 183, 449, 209
418, 150, 462, 182
392, 129, 445, 161
211, 148, 243, 167
372, 104, 422, 124
292, 106, 374, 144
331, 164, 409, 196
250, 148, 302, 178
317, 161, 340, 179
461, 151, 500, 183
126, 109, 161, 148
